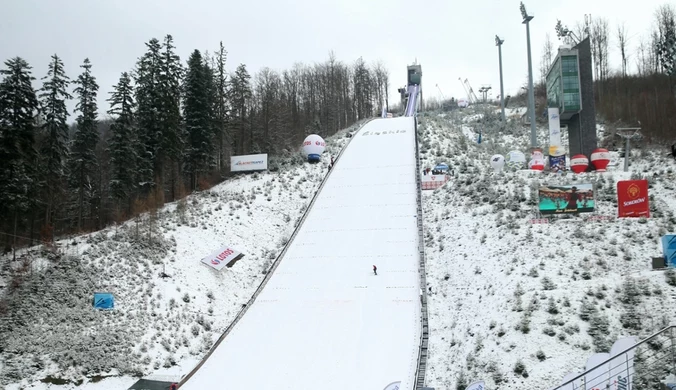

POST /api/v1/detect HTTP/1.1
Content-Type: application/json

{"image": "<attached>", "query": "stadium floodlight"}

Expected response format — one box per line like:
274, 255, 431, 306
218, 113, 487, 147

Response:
520, 2, 537, 147
495, 35, 506, 122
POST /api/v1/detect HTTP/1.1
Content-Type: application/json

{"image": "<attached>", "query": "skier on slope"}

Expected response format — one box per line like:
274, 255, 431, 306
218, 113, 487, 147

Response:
373, 265, 377, 275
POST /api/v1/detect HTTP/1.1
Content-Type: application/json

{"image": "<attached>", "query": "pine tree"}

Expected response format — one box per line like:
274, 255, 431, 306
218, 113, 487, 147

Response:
134, 38, 162, 194
183, 50, 212, 190
108, 72, 137, 211
38, 54, 71, 228
213, 42, 229, 172
157, 35, 183, 199
0, 57, 39, 249
229, 64, 252, 155
68, 58, 99, 231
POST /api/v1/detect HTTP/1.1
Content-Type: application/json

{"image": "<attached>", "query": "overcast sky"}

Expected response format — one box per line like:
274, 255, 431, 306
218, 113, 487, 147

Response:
0, 0, 667, 118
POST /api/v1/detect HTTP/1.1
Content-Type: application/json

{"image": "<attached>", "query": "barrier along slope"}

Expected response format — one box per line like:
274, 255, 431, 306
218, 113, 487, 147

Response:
179, 117, 422, 390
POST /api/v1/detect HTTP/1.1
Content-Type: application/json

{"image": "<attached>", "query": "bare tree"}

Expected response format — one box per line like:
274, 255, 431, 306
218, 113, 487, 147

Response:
617, 23, 629, 76
539, 34, 555, 85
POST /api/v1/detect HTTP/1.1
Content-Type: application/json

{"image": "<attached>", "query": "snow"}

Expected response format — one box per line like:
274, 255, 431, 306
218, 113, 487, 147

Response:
0, 123, 361, 388
3, 106, 676, 390
181, 117, 421, 390
418, 108, 676, 389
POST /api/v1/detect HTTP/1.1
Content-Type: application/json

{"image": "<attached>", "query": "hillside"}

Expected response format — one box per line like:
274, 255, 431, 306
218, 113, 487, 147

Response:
419, 107, 676, 389
0, 122, 363, 389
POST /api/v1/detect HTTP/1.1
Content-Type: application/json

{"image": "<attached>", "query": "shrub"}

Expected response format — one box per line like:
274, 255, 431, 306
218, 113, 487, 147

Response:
536, 350, 546, 361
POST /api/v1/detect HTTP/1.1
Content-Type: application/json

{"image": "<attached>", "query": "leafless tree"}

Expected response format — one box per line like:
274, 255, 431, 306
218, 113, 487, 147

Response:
616, 23, 629, 76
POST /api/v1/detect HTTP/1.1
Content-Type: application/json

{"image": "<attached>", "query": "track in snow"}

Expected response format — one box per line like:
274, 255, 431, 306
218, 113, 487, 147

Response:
180, 117, 422, 390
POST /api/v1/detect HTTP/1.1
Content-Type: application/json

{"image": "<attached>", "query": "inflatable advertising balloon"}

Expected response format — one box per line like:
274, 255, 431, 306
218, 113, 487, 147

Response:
590, 148, 610, 172
506, 150, 526, 170
302, 134, 326, 163
570, 154, 589, 173
490, 155, 505, 172
529, 149, 545, 171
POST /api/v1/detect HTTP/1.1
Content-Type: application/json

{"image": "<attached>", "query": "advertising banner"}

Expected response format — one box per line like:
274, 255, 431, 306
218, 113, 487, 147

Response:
383, 382, 401, 390
538, 183, 595, 214
617, 180, 650, 218
549, 154, 566, 172
201, 245, 242, 271
421, 174, 448, 190
584, 353, 611, 390
548, 107, 562, 147
230, 154, 268, 172
608, 336, 638, 390
465, 380, 485, 390
662, 235, 676, 267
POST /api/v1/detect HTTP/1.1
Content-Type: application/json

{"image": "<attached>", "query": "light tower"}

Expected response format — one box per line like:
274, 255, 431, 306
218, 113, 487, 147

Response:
495, 35, 506, 122
520, 2, 537, 148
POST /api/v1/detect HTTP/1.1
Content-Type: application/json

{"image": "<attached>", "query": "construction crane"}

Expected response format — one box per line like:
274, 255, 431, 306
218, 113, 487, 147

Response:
458, 78, 480, 104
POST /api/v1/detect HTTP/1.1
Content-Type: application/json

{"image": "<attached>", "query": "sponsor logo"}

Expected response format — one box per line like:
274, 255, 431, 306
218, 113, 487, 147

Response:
623, 197, 646, 207
211, 248, 235, 265
550, 113, 559, 120
235, 160, 264, 165
615, 375, 628, 390
627, 183, 641, 198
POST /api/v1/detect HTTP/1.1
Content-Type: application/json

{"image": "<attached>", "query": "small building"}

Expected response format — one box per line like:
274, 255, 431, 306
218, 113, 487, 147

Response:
545, 38, 598, 158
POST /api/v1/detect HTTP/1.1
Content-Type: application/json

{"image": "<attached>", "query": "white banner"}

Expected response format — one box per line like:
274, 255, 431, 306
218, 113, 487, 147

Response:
559, 372, 583, 390
230, 154, 268, 172
466, 380, 485, 390
201, 245, 242, 271
585, 353, 611, 390
382, 381, 401, 390
548, 108, 561, 147
608, 337, 638, 390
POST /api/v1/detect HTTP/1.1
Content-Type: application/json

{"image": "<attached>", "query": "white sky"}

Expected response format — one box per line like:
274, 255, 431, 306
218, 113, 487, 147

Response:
0, 0, 667, 116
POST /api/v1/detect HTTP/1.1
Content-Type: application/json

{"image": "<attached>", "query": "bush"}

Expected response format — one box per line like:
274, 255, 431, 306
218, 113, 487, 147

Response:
665, 269, 676, 286
542, 276, 556, 290
514, 359, 528, 377
536, 350, 546, 361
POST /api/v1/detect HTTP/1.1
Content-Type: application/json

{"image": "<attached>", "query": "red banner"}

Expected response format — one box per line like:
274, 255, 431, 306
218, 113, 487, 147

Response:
617, 180, 650, 218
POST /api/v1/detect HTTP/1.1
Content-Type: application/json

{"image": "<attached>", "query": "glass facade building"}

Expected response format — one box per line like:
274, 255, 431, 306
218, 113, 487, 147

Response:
546, 49, 581, 120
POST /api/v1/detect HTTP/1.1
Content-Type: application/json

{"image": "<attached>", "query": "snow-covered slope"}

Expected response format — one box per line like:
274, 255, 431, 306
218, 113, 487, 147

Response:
418, 108, 676, 389
181, 116, 421, 390
0, 122, 363, 389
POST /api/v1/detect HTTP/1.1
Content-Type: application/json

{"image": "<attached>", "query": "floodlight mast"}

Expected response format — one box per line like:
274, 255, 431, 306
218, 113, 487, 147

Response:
520, 2, 537, 148
495, 35, 506, 122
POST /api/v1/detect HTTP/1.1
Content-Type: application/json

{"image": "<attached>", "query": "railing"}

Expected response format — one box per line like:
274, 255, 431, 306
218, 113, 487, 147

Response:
412, 115, 430, 390
551, 324, 676, 390
177, 119, 371, 387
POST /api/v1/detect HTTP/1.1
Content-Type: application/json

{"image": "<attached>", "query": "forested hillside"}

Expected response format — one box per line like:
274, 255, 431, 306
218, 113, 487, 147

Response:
0, 36, 390, 251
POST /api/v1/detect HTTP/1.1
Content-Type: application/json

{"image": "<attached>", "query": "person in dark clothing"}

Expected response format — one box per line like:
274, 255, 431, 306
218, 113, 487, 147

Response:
565, 186, 579, 211
671, 143, 676, 161
170, 383, 178, 390
331, 155, 335, 166
373, 265, 377, 275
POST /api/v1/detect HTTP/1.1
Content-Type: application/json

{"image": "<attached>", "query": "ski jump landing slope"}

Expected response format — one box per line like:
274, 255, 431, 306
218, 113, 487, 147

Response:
181, 117, 421, 390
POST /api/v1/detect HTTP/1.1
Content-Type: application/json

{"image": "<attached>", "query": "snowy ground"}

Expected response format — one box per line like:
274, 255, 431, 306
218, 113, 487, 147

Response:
180, 117, 421, 390
419, 108, 676, 389
3, 107, 676, 390
0, 122, 363, 389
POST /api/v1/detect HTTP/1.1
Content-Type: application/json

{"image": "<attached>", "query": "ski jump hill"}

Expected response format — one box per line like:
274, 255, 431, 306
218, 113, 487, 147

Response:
180, 86, 425, 390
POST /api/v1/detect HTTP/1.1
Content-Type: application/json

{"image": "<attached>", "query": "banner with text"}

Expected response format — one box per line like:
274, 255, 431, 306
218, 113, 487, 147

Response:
201, 245, 242, 271
617, 179, 650, 218
421, 174, 448, 190
548, 107, 562, 147
539, 184, 595, 214
231, 153, 268, 172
